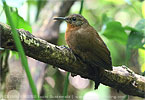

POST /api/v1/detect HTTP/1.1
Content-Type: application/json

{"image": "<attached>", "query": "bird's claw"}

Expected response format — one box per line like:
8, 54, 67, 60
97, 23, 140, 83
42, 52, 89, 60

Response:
60, 45, 72, 52
71, 73, 77, 77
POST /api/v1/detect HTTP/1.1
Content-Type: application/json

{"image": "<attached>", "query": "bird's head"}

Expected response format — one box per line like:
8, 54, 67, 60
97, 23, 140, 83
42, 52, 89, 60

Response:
54, 14, 89, 27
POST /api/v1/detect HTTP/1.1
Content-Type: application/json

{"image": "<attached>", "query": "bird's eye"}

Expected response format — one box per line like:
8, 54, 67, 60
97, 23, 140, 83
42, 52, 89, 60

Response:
72, 17, 76, 21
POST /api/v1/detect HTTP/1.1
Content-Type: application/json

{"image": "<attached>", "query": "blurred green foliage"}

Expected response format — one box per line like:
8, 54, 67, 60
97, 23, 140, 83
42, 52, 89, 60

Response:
7, 10, 32, 33
126, 19, 145, 62
102, 21, 128, 45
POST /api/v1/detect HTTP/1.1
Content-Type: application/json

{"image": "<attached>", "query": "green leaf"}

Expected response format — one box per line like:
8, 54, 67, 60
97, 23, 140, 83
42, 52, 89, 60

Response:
102, 21, 128, 45
135, 19, 145, 34
126, 19, 145, 63
102, 13, 113, 24
127, 19, 145, 50
7, 11, 32, 33
124, 26, 138, 31
127, 31, 145, 49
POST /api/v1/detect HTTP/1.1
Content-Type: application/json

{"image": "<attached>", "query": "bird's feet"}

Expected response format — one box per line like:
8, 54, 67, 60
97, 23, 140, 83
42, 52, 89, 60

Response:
60, 45, 72, 52
71, 73, 77, 77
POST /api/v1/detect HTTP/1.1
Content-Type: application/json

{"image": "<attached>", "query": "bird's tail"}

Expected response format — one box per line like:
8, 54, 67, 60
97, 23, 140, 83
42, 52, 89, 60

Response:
91, 65, 104, 89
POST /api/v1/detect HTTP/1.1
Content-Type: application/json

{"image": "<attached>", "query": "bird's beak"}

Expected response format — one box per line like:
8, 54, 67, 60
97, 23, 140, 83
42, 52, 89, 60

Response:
53, 17, 66, 21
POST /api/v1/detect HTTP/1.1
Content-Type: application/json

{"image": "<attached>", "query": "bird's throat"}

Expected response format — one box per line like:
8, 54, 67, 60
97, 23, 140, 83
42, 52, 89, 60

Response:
67, 23, 80, 30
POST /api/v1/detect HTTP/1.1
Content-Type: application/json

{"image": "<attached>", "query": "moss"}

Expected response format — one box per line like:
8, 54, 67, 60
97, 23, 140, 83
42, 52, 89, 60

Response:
19, 31, 40, 47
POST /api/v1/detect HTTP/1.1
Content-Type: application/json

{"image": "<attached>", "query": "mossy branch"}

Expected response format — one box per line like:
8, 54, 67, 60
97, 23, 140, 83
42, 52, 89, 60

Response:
0, 23, 145, 98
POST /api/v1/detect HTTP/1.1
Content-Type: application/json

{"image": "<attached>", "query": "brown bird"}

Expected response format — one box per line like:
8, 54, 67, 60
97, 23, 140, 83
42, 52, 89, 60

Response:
54, 14, 112, 89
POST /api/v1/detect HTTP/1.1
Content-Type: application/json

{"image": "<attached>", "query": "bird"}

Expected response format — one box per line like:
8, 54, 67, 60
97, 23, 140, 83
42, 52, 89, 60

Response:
54, 14, 112, 89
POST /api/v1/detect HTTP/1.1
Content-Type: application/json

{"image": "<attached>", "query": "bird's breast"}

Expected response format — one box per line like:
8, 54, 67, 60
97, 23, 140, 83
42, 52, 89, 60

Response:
65, 26, 79, 50
65, 24, 92, 52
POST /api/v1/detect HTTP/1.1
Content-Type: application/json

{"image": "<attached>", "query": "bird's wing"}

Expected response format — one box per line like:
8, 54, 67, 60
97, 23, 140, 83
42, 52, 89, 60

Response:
87, 27, 112, 70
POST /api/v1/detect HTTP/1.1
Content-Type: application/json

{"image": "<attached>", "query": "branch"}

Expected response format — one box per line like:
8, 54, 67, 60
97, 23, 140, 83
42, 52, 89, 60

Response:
1, 23, 145, 98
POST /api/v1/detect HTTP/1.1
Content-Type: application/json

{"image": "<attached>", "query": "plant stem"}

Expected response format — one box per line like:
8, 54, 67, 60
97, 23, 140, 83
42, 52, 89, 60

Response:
63, 72, 70, 100
2, 0, 40, 100
79, 0, 84, 14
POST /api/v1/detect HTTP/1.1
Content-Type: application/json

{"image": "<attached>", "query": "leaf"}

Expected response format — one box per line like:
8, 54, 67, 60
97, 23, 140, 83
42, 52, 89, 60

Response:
102, 21, 128, 45
126, 19, 145, 63
127, 31, 145, 49
102, 13, 113, 24
7, 11, 32, 58
126, 19, 145, 50
7, 11, 32, 33
135, 19, 145, 33
124, 26, 138, 31
125, 30, 145, 63
124, 19, 145, 34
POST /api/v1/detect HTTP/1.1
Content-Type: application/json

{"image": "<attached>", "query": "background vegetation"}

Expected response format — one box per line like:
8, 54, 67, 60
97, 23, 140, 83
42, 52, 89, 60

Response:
0, 0, 145, 100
